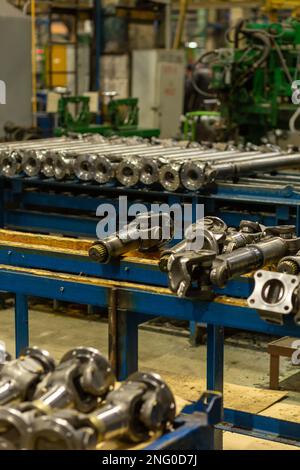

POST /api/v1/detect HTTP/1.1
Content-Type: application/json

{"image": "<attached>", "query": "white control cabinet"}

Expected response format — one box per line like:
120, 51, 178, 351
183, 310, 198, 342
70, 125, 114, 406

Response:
132, 49, 185, 138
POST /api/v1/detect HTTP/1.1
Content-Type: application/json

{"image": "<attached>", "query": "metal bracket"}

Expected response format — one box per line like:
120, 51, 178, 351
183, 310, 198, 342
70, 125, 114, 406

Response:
182, 391, 223, 426
248, 270, 300, 324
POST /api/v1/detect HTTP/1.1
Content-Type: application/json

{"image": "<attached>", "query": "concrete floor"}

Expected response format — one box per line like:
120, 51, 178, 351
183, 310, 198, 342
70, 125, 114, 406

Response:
1, 304, 300, 450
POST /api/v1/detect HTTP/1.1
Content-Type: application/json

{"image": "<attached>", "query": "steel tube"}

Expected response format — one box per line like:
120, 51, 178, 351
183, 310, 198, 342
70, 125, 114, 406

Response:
180, 151, 281, 190
159, 150, 262, 191
206, 152, 300, 185
114, 146, 216, 187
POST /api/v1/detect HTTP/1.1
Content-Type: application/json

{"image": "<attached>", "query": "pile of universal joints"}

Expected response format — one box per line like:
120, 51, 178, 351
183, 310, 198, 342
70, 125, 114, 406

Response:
2, 135, 300, 190
89, 213, 300, 326
0, 346, 176, 450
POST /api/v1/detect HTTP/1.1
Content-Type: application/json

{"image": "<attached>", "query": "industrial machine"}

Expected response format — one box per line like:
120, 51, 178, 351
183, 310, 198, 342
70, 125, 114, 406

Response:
55, 94, 160, 139
192, 18, 300, 143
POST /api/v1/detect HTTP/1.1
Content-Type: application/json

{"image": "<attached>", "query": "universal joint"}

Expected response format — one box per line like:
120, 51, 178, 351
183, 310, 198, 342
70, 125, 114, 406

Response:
31, 372, 176, 450
89, 212, 174, 263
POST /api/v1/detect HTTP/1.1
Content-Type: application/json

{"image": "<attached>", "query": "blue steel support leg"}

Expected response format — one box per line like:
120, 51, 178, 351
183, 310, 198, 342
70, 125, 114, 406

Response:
15, 294, 29, 357
207, 324, 224, 449
116, 309, 140, 381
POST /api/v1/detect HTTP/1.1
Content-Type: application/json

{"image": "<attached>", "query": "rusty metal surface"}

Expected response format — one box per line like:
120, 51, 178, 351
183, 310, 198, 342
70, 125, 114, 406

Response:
0, 263, 247, 310
0, 229, 160, 265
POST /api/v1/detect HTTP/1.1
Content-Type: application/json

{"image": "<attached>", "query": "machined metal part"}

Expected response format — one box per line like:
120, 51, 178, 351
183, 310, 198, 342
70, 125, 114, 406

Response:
167, 250, 216, 298
53, 153, 75, 180
93, 155, 119, 184
160, 217, 228, 297
222, 220, 265, 253
22, 150, 44, 177
158, 150, 255, 192
139, 148, 213, 186
0, 150, 23, 177
161, 220, 300, 297
112, 146, 183, 187
159, 216, 227, 273
38, 143, 160, 182
180, 150, 280, 191
204, 152, 300, 186
73, 154, 98, 181
39, 144, 146, 179
0, 347, 55, 406
210, 227, 300, 288
277, 254, 300, 275
30, 372, 176, 450
34, 347, 115, 412
2, 136, 300, 192
91, 145, 165, 185
115, 156, 143, 187
0, 347, 115, 450
247, 270, 300, 324
20, 140, 152, 180
89, 211, 174, 263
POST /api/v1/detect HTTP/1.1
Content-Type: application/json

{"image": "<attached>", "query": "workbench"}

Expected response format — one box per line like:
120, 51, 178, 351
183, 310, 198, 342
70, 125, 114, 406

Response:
0, 230, 300, 447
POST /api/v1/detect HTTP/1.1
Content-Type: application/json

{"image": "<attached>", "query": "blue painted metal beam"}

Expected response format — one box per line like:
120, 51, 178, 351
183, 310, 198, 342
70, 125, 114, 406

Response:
2, 174, 300, 237
0, 267, 299, 338
223, 409, 300, 443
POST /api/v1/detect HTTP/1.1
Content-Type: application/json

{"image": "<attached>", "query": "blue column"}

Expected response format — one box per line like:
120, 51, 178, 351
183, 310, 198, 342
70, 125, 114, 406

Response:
15, 294, 29, 357
116, 309, 140, 381
207, 324, 224, 449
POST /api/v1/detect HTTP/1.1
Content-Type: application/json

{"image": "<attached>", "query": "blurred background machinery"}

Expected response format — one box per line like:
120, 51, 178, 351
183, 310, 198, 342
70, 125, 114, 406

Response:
5, 0, 300, 144
193, 17, 300, 144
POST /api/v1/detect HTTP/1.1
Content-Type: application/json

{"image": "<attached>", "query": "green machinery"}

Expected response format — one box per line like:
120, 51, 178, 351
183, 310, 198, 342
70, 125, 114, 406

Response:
55, 94, 160, 139
183, 110, 221, 141
193, 18, 300, 143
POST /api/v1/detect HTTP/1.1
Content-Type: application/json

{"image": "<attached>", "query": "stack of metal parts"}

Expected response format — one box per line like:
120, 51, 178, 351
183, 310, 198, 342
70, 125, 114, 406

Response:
0, 346, 176, 450
89, 213, 300, 315
1, 136, 300, 191
159, 218, 300, 299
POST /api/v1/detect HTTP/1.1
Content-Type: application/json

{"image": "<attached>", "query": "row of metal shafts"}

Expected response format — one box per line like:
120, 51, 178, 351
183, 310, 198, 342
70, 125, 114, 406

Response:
1, 135, 300, 191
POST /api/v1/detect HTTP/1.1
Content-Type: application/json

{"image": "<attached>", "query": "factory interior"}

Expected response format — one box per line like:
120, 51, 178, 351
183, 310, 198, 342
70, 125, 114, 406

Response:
4, 0, 300, 454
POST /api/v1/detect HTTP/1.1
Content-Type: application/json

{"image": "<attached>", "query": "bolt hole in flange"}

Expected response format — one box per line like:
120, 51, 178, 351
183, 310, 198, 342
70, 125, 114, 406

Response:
144, 164, 153, 176
123, 167, 133, 177
261, 279, 285, 305
165, 171, 175, 183
187, 170, 198, 181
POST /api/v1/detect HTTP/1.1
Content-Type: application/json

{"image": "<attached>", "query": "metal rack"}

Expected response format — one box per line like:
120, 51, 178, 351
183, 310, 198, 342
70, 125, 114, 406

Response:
1, 173, 300, 237
0, 229, 300, 447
